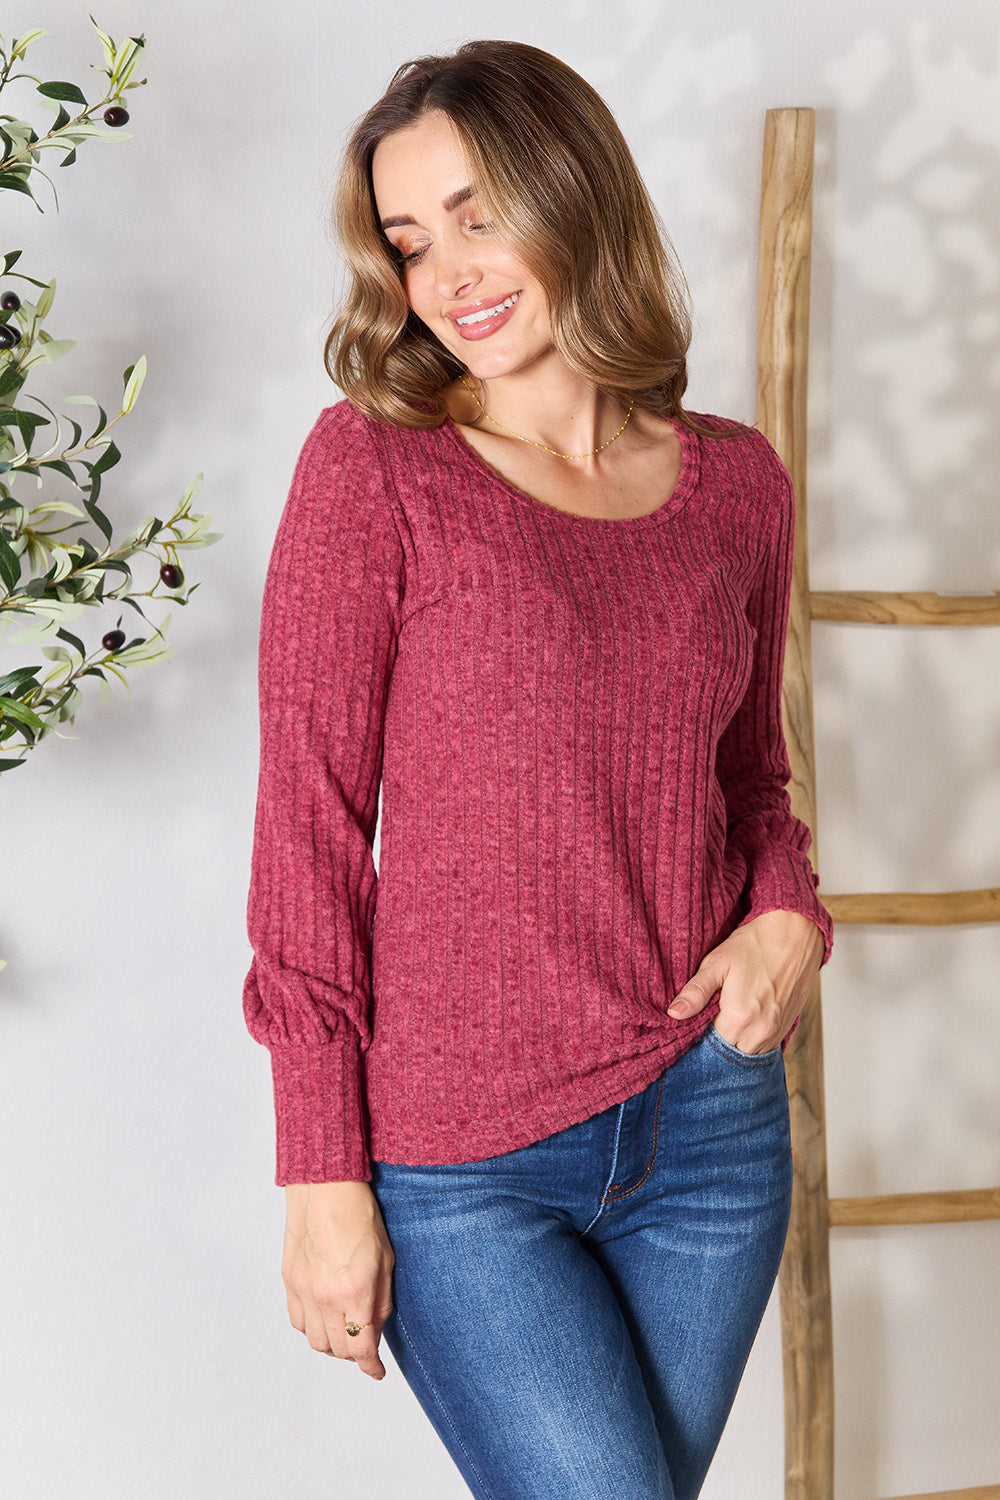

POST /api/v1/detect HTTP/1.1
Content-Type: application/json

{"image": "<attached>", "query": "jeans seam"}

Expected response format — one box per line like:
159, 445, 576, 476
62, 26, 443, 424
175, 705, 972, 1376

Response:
706, 1030, 780, 1068
606, 1069, 666, 1200
394, 1308, 496, 1500
580, 1096, 628, 1235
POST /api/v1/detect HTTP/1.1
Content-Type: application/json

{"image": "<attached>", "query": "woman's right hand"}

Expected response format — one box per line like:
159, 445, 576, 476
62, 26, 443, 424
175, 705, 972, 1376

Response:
282, 1180, 396, 1380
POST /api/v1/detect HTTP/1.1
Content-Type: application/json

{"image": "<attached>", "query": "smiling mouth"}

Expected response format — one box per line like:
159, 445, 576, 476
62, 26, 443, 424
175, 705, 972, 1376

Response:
454, 290, 521, 326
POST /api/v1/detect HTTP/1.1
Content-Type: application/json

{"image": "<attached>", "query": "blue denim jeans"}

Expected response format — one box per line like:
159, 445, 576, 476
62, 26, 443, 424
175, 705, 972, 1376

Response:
369, 1025, 792, 1500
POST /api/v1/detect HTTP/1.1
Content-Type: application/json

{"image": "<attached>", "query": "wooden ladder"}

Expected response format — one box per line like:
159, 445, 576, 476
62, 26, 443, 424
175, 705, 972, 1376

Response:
755, 106, 1000, 1500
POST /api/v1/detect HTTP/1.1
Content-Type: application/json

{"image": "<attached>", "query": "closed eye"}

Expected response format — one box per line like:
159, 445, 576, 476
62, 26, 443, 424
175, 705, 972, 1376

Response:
395, 221, 495, 265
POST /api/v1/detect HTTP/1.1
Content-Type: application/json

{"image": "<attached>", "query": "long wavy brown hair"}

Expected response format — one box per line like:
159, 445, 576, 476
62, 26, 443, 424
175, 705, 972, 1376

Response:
326, 40, 747, 440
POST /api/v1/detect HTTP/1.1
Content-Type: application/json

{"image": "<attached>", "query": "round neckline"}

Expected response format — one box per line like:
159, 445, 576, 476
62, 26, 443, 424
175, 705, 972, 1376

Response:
440, 409, 700, 527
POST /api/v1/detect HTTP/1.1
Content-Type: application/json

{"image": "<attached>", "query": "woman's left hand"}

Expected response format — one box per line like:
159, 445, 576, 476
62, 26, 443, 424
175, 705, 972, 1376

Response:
666, 908, 825, 1054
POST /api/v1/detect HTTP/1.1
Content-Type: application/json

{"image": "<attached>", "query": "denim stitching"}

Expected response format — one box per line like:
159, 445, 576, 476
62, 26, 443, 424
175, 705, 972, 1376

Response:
605, 1070, 666, 1200
581, 1097, 627, 1235
395, 1308, 496, 1500
706, 1029, 780, 1068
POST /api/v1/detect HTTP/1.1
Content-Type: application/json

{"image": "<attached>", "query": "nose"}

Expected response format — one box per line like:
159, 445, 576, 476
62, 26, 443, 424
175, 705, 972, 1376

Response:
433, 230, 481, 301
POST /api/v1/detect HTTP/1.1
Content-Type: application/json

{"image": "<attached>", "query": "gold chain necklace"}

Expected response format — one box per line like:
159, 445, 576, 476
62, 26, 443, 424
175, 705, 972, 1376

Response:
459, 375, 634, 461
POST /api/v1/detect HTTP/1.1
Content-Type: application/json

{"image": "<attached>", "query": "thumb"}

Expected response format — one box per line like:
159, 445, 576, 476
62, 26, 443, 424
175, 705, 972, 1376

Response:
667, 957, 725, 1019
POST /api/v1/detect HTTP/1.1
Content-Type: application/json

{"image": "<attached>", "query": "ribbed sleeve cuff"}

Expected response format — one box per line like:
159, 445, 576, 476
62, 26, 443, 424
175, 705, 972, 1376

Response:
268, 1040, 371, 1185
737, 843, 835, 969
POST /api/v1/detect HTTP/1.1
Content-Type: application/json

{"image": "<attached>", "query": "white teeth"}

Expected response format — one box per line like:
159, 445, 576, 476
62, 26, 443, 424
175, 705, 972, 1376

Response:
456, 291, 520, 326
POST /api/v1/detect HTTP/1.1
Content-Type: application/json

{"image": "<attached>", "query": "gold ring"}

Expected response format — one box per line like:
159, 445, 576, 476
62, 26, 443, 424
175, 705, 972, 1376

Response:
345, 1321, 368, 1337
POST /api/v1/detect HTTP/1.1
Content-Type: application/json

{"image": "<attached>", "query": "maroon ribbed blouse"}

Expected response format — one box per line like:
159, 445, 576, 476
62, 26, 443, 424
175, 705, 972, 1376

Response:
242, 399, 834, 1184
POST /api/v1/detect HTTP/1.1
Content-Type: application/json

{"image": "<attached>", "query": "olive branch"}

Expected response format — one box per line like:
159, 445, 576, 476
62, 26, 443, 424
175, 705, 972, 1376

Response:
0, 18, 222, 788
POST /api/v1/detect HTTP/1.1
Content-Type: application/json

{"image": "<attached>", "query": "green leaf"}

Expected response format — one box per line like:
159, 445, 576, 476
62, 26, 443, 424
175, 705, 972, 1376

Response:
89, 439, 121, 479
1, 250, 23, 272
55, 626, 86, 656
180, 472, 205, 506
46, 544, 77, 583
37, 459, 79, 483
59, 148, 77, 169
52, 104, 72, 133
7, 617, 61, 646
40, 643, 79, 666
121, 354, 146, 412
113, 639, 175, 668
119, 517, 156, 551
15, 409, 51, 448
82, 494, 112, 543
36, 278, 56, 318
0, 531, 20, 592
59, 125, 130, 144
32, 500, 85, 518
0, 695, 46, 729
1, 177, 39, 207
89, 17, 117, 64
36, 81, 89, 106
0, 666, 41, 697
37, 338, 76, 363
55, 683, 83, 722
0, 365, 25, 401
0, 758, 28, 772
11, 29, 50, 60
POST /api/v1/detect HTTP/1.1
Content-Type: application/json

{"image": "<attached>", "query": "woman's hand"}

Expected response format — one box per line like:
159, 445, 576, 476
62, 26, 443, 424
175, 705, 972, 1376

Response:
282, 1180, 396, 1381
666, 908, 825, 1054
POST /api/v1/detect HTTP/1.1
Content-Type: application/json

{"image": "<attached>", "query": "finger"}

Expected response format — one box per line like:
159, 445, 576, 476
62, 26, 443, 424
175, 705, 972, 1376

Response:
666, 967, 721, 1019
328, 1308, 389, 1380
340, 1329, 387, 1380
302, 1304, 335, 1356
285, 1285, 306, 1334
713, 1009, 787, 1053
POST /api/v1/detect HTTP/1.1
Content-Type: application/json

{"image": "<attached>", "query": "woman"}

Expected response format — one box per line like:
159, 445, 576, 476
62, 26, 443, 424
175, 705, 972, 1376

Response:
243, 38, 833, 1500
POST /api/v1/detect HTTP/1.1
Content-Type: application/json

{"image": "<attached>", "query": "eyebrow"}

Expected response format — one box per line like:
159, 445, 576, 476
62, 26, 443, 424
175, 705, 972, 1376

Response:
380, 184, 476, 231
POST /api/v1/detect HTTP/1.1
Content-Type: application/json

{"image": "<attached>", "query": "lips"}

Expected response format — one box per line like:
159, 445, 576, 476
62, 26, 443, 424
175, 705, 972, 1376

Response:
447, 290, 522, 342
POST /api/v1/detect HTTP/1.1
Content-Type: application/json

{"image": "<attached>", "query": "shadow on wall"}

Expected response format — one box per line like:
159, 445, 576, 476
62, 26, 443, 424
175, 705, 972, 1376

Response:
581, 15, 1000, 1500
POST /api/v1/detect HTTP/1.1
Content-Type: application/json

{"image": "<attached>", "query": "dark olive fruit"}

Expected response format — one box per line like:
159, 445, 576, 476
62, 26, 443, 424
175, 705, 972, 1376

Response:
102, 629, 126, 652
159, 563, 183, 589
1, 291, 20, 311
0, 323, 21, 350
103, 105, 130, 127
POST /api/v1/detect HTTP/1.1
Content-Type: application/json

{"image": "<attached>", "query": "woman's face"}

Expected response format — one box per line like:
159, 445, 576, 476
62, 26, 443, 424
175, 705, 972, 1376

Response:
371, 110, 555, 383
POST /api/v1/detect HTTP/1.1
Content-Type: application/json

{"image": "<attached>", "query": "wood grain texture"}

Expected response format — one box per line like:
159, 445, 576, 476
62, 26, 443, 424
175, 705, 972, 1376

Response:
820, 888, 1000, 925
874, 1487, 1000, 1499
756, 105, 835, 1500
829, 1188, 1000, 1227
811, 590, 1000, 625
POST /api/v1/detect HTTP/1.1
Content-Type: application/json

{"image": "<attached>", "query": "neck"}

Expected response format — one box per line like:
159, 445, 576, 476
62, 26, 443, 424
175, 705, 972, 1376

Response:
460, 365, 632, 466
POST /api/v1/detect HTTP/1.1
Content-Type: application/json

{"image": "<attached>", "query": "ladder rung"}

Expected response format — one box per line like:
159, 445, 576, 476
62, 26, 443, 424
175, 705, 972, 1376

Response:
811, 589, 1000, 625
873, 1487, 1000, 1499
829, 1188, 1000, 1227
821, 888, 1000, 925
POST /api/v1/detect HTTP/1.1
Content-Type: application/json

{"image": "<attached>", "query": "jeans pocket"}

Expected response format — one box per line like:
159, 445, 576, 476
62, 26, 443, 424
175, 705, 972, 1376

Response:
706, 1023, 782, 1067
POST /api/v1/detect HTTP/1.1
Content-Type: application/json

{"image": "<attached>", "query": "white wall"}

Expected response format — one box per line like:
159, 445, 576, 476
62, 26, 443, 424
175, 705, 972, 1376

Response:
1, 2, 997, 1498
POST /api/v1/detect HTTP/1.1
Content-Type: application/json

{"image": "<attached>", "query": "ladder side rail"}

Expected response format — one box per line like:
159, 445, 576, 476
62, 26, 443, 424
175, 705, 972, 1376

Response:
756, 104, 835, 1500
